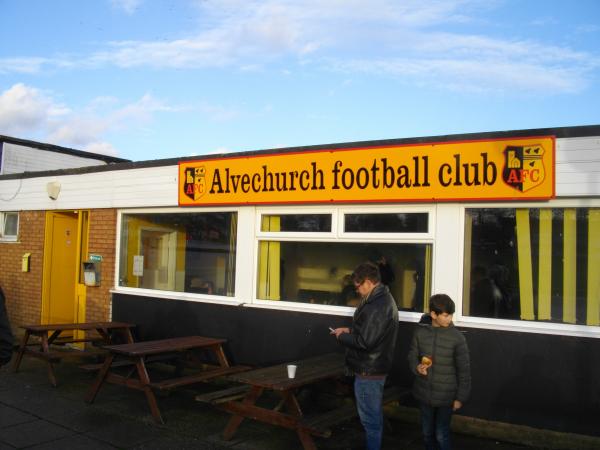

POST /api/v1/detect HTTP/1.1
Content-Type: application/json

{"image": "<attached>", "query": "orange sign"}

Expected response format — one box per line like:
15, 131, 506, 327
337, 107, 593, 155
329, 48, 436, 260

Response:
179, 136, 555, 206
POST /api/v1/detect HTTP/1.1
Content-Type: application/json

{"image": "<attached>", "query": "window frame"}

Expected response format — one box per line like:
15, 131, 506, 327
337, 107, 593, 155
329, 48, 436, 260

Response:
457, 198, 600, 339
114, 207, 245, 306
112, 201, 600, 338
252, 205, 435, 317
0, 211, 18, 242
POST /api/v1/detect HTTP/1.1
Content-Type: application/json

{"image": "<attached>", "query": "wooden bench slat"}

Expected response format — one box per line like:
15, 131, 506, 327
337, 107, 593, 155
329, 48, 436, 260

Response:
23, 348, 106, 360
195, 385, 251, 404
52, 337, 105, 345
79, 353, 181, 371
150, 365, 251, 390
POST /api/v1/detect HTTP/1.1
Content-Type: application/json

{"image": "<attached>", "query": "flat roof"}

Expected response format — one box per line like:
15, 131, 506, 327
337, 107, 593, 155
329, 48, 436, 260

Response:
1, 124, 599, 180
0, 135, 131, 165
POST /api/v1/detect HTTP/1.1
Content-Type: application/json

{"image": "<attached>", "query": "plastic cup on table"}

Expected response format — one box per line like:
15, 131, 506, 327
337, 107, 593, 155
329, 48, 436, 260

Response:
287, 364, 297, 378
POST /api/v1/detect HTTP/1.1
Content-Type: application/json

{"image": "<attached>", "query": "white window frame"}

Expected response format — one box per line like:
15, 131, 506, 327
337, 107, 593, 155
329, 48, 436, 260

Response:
251, 205, 435, 317
455, 198, 600, 339
0, 211, 18, 242
112, 201, 600, 338
113, 207, 247, 306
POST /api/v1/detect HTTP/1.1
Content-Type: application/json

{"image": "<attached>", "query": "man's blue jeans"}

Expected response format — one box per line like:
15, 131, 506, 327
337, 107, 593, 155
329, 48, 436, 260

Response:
354, 375, 386, 450
419, 403, 453, 450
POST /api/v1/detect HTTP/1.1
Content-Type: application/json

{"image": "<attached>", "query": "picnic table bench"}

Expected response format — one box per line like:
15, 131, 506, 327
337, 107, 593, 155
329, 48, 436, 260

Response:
12, 321, 135, 386
198, 352, 409, 450
85, 335, 250, 424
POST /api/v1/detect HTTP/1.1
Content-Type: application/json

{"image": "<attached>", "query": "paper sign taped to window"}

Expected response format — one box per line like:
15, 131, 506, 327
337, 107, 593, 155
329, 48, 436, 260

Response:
133, 255, 144, 276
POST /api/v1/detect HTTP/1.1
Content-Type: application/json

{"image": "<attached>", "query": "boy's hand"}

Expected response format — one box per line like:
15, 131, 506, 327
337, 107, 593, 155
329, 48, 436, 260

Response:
452, 400, 462, 411
416, 364, 429, 376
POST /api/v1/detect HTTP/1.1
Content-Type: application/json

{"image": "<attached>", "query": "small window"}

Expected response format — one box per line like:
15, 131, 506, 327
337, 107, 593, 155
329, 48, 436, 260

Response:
261, 214, 332, 232
0, 212, 18, 241
257, 240, 432, 311
118, 211, 237, 296
344, 213, 428, 233
463, 207, 600, 327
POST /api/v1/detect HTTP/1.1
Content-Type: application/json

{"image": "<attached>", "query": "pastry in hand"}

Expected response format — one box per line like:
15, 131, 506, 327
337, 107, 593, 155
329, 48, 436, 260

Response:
421, 355, 433, 367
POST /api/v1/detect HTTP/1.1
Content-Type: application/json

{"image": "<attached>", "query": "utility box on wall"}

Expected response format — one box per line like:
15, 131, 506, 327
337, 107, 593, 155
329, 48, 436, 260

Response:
22, 253, 31, 272
82, 261, 101, 286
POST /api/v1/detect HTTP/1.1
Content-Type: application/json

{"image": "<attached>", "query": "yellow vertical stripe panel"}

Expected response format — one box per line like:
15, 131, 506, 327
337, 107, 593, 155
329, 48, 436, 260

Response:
537, 210, 552, 320
257, 241, 269, 298
462, 213, 473, 316
563, 209, 577, 324
587, 210, 600, 326
257, 216, 281, 300
516, 209, 535, 320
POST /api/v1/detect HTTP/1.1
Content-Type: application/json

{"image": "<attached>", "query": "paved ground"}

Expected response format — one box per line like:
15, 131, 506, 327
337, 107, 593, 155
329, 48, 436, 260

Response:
1, 357, 545, 450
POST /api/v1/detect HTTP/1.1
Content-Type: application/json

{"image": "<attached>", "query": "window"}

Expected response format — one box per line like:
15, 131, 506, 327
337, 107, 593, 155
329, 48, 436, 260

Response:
345, 213, 428, 233
261, 214, 331, 232
118, 211, 237, 296
463, 208, 600, 327
257, 209, 432, 311
0, 212, 18, 241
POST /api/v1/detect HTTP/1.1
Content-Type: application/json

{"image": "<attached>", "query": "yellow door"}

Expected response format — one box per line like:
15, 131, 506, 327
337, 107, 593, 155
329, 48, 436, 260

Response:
42, 211, 88, 326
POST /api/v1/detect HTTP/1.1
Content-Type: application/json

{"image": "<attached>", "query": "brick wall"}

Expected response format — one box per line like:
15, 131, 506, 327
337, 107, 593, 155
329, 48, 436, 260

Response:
0, 211, 45, 328
85, 209, 117, 322
0, 209, 118, 330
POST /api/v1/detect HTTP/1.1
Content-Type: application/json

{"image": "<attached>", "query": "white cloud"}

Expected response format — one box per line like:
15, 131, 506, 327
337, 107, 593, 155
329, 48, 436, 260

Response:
0, 58, 49, 74
336, 57, 586, 93
0, 84, 69, 135
110, 0, 143, 15
0, 83, 175, 157
1, 1, 598, 94
83, 141, 119, 157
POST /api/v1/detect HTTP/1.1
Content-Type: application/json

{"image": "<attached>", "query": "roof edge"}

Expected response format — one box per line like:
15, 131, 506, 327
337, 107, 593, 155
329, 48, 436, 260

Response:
0, 135, 131, 164
1, 124, 598, 180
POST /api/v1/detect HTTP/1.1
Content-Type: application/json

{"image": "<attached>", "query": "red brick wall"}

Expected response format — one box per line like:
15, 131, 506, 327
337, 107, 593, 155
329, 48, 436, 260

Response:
0, 209, 118, 330
85, 209, 117, 322
0, 211, 45, 328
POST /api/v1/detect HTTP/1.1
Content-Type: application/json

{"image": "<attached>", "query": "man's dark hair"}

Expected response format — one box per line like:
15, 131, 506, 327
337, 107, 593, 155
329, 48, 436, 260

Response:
352, 262, 381, 285
429, 294, 455, 315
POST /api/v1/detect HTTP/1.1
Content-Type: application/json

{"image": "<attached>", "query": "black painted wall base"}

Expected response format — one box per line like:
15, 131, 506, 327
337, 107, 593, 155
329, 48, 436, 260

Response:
112, 293, 599, 437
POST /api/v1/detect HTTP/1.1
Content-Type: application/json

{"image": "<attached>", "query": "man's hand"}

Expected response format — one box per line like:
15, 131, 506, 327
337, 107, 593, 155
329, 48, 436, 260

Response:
453, 400, 463, 411
331, 327, 350, 338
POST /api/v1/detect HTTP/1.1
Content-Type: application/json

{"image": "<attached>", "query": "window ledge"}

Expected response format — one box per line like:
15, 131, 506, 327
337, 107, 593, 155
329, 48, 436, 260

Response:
110, 288, 245, 307
455, 316, 600, 339
245, 301, 356, 317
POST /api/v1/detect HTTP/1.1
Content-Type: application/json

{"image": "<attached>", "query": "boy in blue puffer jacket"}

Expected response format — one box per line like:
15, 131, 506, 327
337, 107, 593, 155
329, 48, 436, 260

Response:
408, 294, 471, 450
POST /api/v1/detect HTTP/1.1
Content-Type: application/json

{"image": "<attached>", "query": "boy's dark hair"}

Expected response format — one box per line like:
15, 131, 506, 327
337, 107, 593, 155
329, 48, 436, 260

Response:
352, 262, 381, 285
429, 294, 455, 315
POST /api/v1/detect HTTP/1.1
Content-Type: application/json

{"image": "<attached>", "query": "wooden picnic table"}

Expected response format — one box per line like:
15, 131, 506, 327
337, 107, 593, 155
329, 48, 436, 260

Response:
200, 352, 410, 450
12, 321, 135, 386
210, 352, 346, 450
85, 335, 249, 424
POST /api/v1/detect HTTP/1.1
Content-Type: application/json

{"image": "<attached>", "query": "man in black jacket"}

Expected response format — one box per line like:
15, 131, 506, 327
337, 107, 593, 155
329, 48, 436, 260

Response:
331, 262, 398, 450
0, 287, 14, 368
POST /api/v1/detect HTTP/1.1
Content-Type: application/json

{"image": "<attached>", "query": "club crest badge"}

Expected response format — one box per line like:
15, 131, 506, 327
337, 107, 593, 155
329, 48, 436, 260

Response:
502, 145, 545, 193
183, 166, 206, 200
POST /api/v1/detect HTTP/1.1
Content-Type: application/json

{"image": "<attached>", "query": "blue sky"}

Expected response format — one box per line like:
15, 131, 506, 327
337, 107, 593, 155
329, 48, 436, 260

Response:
1, 0, 599, 161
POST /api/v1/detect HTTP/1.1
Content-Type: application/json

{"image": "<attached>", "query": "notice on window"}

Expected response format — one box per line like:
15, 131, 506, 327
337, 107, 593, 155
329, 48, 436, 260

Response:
133, 255, 144, 276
